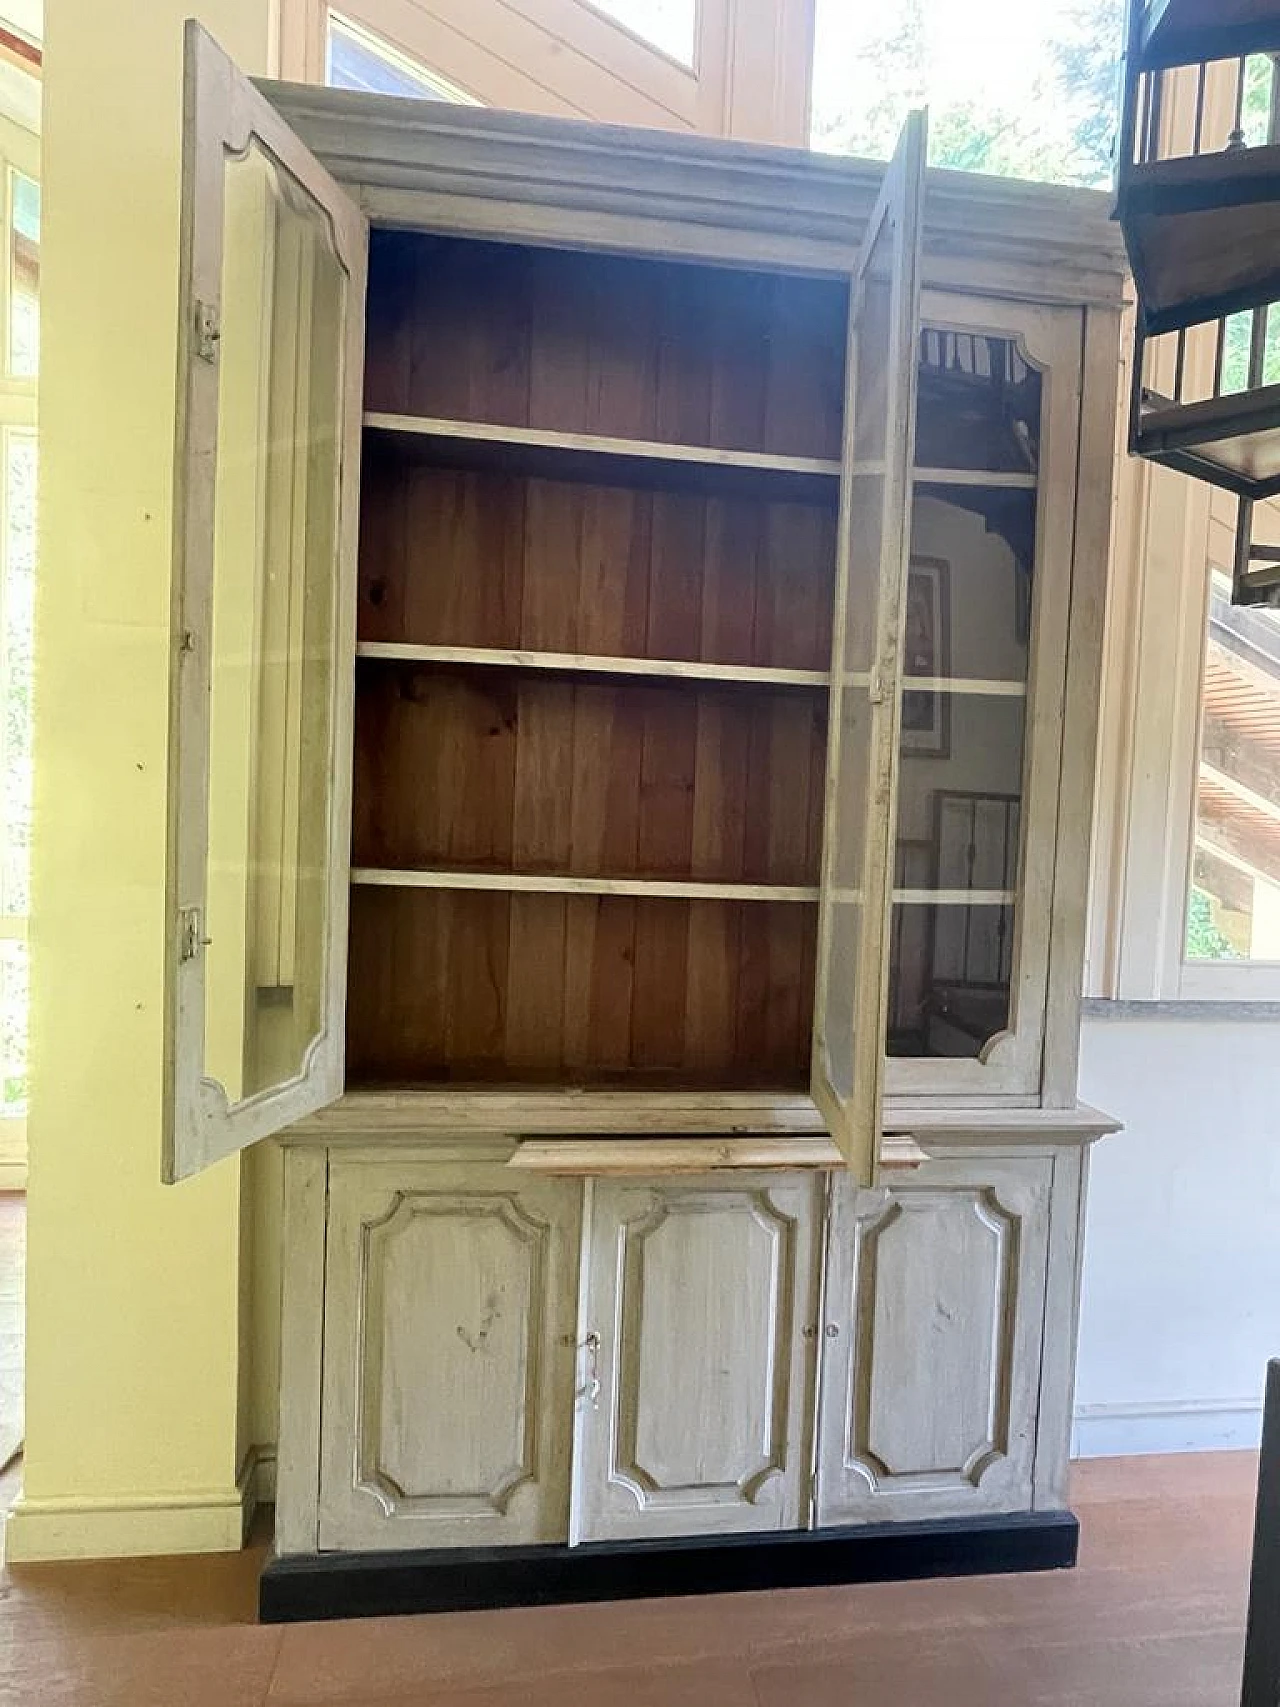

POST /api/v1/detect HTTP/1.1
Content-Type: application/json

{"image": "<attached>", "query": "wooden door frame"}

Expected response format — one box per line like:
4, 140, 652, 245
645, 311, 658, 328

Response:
278, 0, 816, 144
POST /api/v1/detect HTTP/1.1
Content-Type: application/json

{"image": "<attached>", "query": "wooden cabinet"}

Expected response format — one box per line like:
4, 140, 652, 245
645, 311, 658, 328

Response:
573, 1175, 822, 1542
160, 26, 1126, 1594
318, 1161, 581, 1550
815, 1156, 1052, 1525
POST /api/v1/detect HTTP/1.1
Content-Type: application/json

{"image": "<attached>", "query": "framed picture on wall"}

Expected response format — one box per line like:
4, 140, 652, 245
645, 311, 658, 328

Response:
901, 555, 951, 759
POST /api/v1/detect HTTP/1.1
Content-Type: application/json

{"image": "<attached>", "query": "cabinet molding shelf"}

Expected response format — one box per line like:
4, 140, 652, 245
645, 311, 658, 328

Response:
354, 647, 1028, 700
362, 412, 842, 500
354, 642, 832, 690
507, 1135, 930, 1174
349, 868, 824, 903
348, 870, 1009, 907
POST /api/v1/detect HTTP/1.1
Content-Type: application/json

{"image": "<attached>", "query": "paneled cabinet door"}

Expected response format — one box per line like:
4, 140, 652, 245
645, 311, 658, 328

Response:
318, 1163, 582, 1551
166, 23, 367, 1183
573, 1175, 822, 1544
816, 1156, 1052, 1525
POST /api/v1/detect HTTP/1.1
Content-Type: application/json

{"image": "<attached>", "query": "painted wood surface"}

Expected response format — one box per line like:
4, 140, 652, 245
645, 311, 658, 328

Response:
816, 1155, 1052, 1525
318, 1160, 582, 1550
573, 1174, 821, 1541
811, 114, 926, 1180
165, 23, 367, 1183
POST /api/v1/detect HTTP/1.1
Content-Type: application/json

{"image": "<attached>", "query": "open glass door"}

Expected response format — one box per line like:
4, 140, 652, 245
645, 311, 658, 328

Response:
811, 113, 927, 1181
165, 22, 367, 1182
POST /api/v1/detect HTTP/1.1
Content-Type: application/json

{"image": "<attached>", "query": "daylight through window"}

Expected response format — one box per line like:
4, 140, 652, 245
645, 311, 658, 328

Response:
811, 0, 1124, 188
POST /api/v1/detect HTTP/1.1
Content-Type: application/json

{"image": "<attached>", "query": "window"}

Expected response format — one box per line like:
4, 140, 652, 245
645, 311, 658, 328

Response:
1187, 572, 1280, 967
0, 140, 37, 1124
586, 0, 697, 66
811, 0, 1124, 188
326, 12, 478, 104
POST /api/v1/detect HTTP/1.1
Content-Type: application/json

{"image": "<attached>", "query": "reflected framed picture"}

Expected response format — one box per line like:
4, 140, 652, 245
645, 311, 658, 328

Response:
901, 555, 951, 759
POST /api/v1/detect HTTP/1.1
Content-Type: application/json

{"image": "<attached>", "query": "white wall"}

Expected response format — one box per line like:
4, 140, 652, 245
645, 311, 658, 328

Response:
1075, 1009, 1280, 1456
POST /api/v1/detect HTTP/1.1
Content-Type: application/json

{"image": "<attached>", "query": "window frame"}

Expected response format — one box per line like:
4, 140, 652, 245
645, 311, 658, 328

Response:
1087, 58, 1280, 1007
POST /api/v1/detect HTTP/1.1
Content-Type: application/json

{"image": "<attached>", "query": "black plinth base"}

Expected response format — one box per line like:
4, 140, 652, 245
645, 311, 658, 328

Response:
259, 1509, 1079, 1624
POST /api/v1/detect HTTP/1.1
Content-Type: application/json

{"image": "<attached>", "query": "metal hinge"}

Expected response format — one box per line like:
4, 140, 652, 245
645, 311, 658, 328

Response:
178, 906, 210, 963
194, 300, 220, 365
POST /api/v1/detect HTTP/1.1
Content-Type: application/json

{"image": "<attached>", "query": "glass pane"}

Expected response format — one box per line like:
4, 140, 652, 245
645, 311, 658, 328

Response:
906, 496, 1034, 686
821, 206, 895, 1107
586, 0, 696, 64
0, 429, 35, 921
9, 169, 38, 380
1188, 572, 1280, 962
203, 140, 345, 1107
888, 901, 1014, 1057
326, 12, 476, 103
916, 330, 1041, 474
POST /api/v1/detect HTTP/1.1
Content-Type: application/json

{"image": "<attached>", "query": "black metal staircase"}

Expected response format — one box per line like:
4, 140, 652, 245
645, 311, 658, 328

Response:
1116, 0, 1280, 602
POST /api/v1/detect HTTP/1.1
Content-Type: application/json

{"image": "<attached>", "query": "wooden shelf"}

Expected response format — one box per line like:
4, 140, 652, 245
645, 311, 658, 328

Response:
363, 412, 841, 500
355, 642, 830, 689
914, 467, 1038, 490
355, 645, 1025, 700
351, 868, 822, 903
350, 869, 1016, 908
894, 889, 1017, 907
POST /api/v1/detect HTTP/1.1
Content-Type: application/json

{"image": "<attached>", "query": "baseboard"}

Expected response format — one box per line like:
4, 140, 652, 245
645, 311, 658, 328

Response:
4, 1483, 249, 1562
260, 1511, 1080, 1624
1073, 1397, 1264, 1458
251, 1444, 277, 1506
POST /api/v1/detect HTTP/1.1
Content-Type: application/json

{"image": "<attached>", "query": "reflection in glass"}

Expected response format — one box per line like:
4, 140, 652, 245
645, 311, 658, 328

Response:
916, 330, 1040, 472
887, 441, 1035, 1056
203, 142, 345, 1107
888, 902, 1014, 1058
9, 170, 37, 379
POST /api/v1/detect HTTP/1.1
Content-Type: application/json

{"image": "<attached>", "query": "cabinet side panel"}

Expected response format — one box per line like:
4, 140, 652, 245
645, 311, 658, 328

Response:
275, 1148, 328, 1556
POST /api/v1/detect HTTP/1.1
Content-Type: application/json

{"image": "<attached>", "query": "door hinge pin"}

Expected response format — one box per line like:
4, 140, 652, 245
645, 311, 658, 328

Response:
178, 907, 211, 963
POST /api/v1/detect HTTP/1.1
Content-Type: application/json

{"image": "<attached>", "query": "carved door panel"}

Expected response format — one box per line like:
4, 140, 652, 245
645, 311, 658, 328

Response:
282, 0, 816, 146
319, 1161, 581, 1550
573, 1174, 822, 1543
816, 1156, 1052, 1525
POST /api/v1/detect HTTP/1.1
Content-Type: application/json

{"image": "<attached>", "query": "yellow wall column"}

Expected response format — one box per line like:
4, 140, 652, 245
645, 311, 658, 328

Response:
6, 0, 276, 1561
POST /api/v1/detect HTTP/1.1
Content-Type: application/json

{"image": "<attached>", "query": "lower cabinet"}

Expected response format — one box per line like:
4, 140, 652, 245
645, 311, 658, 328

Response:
318, 1162, 582, 1551
572, 1175, 823, 1543
302, 1146, 1063, 1556
816, 1156, 1052, 1524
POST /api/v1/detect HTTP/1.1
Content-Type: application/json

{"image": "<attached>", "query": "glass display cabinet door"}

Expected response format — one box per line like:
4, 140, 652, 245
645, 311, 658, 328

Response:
885, 295, 1082, 1098
811, 112, 927, 1181
165, 23, 367, 1182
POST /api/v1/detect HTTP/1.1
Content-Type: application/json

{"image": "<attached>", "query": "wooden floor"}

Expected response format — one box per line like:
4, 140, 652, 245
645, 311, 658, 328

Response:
0, 1451, 1258, 1706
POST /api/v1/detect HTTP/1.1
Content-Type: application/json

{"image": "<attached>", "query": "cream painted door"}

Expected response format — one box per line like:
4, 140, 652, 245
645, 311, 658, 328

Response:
167, 23, 366, 1181
810, 113, 927, 1183
816, 1156, 1052, 1525
573, 1174, 822, 1543
318, 1161, 582, 1550
281, 0, 816, 145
